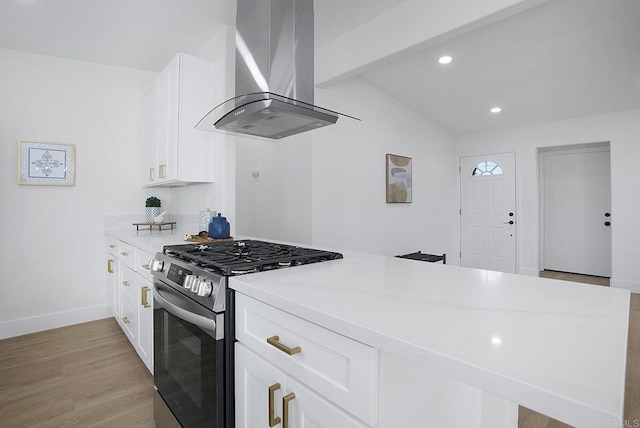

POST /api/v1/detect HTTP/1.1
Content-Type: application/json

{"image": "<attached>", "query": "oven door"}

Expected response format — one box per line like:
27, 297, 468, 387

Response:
153, 279, 225, 428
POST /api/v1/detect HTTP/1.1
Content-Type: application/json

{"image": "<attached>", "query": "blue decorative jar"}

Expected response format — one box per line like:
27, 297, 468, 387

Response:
208, 213, 231, 239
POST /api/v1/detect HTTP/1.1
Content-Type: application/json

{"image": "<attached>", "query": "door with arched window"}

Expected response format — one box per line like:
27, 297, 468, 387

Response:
460, 152, 516, 273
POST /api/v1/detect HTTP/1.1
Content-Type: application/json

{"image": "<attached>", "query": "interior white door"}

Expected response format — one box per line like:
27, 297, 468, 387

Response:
460, 153, 516, 273
542, 148, 611, 277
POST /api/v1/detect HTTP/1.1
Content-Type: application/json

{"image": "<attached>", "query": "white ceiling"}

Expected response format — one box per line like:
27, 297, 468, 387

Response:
0, 0, 236, 71
1, 0, 639, 135
0, 0, 406, 71
361, 0, 640, 134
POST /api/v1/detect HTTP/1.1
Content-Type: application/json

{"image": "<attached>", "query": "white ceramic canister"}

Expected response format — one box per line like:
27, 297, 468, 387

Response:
199, 210, 217, 232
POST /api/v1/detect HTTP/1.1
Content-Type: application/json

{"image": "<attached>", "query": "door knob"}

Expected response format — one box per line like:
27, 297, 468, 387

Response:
508, 212, 514, 217
604, 221, 611, 227
504, 220, 514, 225
604, 213, 611, 217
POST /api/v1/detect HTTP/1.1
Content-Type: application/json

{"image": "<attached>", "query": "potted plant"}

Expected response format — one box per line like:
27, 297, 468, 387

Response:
145, 196, 161, 222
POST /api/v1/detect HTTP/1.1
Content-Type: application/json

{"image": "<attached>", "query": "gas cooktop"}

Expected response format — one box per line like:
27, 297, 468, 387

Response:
163, 239, 343, 276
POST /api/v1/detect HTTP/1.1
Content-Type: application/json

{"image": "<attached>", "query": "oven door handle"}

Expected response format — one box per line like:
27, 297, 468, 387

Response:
153, 282, 217, 334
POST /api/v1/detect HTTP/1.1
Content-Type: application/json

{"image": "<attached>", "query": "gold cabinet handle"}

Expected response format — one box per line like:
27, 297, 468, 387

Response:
282, 392, 295, 428
150, 168, 155, 181
141, 286, 151, 308
159, 164, 166, 178
107, 259, 115, 273
268, 383, 281, 427
267, 336, 301, 355
122, 317, 130, 324
122, 281, 130, 287
120, 251, 129, 257
109, 244, 116, 248
142, 264, 151, 270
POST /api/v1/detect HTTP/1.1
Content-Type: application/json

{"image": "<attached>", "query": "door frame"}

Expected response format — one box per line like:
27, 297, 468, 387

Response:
537, 142, 611, 275
459, 151, 517, 273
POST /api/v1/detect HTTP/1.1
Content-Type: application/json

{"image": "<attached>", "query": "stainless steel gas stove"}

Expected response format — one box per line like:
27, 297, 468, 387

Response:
150, 239, 343, 428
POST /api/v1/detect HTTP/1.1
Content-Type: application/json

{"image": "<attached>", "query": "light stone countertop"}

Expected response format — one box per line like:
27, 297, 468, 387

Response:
103, 229, 630, 427
105, 227, 192, 255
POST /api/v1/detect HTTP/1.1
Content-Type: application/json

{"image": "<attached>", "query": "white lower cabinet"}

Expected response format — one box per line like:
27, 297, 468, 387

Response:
119, 299, 137, 344
236, 343, 367, 428
105, 241, 119, 317
136, 274, 153, 372
105, 236, 155, 373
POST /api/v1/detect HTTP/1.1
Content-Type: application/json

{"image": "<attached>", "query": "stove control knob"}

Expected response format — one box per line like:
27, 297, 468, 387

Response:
198, 281, 213, 297
184, 275, 195, 290
150, 259, 164, 272
191, 278, 202, 293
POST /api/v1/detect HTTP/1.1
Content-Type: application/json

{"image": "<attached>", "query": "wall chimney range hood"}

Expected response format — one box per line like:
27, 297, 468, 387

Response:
195, 0, 358, 140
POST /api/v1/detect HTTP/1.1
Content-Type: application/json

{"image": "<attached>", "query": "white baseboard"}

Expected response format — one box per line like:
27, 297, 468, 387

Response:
0, 304, 111, 340
610, 278, 640, 294
518, 267, 539, 277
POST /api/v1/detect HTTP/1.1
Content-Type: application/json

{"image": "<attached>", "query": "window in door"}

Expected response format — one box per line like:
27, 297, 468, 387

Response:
471, 161, 503, 176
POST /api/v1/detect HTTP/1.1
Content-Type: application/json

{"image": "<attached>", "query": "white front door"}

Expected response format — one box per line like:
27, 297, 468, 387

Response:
460, 153, 516, 273
541, 146, 611, 277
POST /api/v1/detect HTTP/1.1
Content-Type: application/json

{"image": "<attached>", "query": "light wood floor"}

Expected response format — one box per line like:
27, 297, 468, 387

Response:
1, 286, 638, 427
0, 318, 154, 427
539, 269, 611, 286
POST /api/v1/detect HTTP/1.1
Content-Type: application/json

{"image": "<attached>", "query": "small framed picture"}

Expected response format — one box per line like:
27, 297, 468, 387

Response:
18, 140, 76, 186
386, 153, 412, 203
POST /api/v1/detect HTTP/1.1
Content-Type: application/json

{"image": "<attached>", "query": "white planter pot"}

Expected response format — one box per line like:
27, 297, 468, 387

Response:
146, 207, 160, 223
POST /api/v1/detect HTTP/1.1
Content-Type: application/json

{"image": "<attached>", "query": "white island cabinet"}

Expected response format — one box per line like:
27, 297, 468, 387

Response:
235, 293, 376, 427
234, 293, 513, 428
142, 52, 216, 187
230, 250, 630, 428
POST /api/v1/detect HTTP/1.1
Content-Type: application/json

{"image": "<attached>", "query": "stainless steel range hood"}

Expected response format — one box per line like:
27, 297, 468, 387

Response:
195, 0, 357, 140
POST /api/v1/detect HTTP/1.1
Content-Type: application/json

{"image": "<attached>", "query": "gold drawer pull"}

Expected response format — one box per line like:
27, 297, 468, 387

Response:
141, 286, 151, 308
109, 244, 116, 248
120, 251, 129, 257
142, 264, 151, 270
122, 281, 130, 287
268, 383, 281, 427
107, 259, 115, 273
283, 392, 295, 428
122, 317, 130, 324
267, 336, 301, 355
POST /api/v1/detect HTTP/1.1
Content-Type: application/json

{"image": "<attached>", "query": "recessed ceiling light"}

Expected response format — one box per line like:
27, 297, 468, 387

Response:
438, 56, 453, 65
490, 107, 502, 114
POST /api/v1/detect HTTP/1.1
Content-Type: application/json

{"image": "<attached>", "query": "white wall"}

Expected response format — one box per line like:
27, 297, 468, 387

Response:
235, 76, 459, 258
312, 78, 458, 257
456, 108, 640, 292
0, 48, 159, 338
236, 133, 313, 244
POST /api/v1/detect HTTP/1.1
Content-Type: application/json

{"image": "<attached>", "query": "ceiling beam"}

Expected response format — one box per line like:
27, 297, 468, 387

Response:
315, 0, 549, 87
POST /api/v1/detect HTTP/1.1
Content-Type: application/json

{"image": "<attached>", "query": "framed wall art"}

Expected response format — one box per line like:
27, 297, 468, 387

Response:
386, 153, 412, 203
18, 140, 76, 186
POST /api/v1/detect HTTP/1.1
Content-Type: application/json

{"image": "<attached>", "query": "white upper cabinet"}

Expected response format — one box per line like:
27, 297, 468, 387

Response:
142, 53, 216, 187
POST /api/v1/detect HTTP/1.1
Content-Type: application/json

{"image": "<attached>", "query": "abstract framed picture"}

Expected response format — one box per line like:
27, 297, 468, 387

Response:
386, 153, 412, 203
18, 140, 76, 186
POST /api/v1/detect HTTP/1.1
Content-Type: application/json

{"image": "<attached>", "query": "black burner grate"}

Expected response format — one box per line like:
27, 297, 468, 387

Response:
163, 240, 343, 276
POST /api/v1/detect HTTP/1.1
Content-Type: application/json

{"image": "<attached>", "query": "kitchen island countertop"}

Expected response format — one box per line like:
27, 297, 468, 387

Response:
230, 249, 630, 428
